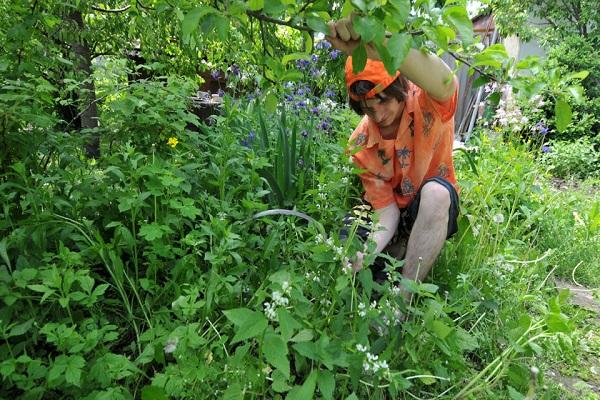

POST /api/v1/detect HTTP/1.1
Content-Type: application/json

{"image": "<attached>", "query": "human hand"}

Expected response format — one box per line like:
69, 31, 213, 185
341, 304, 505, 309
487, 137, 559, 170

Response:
351, 251, 364, 272
326, 16, 380, 60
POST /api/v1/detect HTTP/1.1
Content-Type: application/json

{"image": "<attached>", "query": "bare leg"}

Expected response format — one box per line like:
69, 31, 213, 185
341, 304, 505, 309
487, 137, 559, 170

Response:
401, 181, 450, 301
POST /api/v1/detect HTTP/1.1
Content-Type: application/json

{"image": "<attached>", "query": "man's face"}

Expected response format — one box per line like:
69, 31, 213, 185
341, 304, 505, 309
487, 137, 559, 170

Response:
361, 93, 404, 130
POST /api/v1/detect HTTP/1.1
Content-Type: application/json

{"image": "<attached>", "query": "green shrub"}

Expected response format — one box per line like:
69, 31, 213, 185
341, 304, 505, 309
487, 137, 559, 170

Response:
541, 137, 600, 179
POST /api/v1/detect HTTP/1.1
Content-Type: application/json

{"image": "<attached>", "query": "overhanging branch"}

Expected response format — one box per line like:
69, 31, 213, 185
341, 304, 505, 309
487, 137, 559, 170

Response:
246, 10, 312, 32
91, 4, 131, 13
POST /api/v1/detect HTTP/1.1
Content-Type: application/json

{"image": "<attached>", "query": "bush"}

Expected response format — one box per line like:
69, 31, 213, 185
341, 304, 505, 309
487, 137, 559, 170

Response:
540, 137, 600, 179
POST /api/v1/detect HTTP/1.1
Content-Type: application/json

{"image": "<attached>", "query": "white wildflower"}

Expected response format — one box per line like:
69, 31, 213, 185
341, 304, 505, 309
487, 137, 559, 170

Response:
492, 213, 504, 224
164, 337, 178, 354
263, 302, 277, 320
272, 291, 289, 307
356, 344, 367, 353
282, 281, 291, 294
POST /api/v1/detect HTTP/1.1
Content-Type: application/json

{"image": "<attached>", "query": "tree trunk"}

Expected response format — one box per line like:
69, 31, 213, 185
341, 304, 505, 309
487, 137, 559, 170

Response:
68, 11, 100, 158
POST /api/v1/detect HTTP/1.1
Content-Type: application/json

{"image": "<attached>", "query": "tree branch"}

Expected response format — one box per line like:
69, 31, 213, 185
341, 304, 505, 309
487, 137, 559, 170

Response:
91, 4, 131, 13
246, 10, 312, 32
448, 51, 499, 83
136, 0, 155, 11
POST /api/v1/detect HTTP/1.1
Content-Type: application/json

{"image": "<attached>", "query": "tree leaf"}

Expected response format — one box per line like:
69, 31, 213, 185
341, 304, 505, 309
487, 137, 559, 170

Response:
182, 7, 213, 42
443, 5, 473, 46
554, 99, 572, 133
306, 16, 329, 34
387, 32, 411, 69
248, 0, 265, 11
388, 0, 410, 26
264, 333, 290, 378
352, 43, 367, 74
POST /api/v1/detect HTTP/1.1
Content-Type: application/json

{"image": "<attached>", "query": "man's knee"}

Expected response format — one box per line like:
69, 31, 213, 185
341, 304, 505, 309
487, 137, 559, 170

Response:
419, 181, 451, 214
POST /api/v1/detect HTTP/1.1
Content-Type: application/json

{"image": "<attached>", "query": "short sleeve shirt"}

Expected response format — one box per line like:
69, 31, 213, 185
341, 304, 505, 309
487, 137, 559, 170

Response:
347, 81, 458, 210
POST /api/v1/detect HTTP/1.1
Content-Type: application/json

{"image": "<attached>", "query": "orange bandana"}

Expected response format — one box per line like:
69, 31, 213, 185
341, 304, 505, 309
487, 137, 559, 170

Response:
345, 57, 401, 101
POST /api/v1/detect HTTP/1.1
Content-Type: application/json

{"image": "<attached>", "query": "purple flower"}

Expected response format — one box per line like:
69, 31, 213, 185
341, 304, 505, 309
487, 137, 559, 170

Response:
311, 54, 319, 63
315, 40, 331, 50
318, 120, 330, 130
535, 121, 549, 135
310, 107, 319, 115
296, 101, 306, 108
296, 58, 311, 70
217, 89, 225, 97
301, 130, 309, 138
211, 70, 221, 80
285, 94, 294, 102
310, 67, 319, 77
296, 88, 306, 96
541, 145, 551, 153
242, 139, 249, 147
330, 49, 341, 60
230, 64, 240, 77
249, 130, 256, 141
325, 89, 335, 98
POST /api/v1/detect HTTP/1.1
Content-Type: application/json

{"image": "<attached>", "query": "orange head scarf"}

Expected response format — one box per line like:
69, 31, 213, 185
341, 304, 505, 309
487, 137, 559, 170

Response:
345, 57, 401, 101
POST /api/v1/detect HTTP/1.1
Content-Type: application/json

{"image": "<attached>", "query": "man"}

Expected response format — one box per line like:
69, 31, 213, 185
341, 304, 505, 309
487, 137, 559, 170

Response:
327, 18, 460, 301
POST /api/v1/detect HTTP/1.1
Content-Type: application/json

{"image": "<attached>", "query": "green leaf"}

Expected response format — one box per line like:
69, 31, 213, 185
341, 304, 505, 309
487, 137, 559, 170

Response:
317, 370, 335, 400
351, 0, 367, 12
430, 320, 453, 339
443, 5, 473, 46
272, 369, 292, 392
567, 86, 584, 103
223, 308, 268, 343
265, 93, 278, 114
141, 385, 168, 400
292, 341, 318, 360
387, 32, 411, 67
264, 333, 290, 378
264, 0, 286, 15
278, 308, 302, 342
345, 394, 359, 400
353, 15, 378, 42
566, 70, 589, 81
306, 16, 329, 34
285, 370, 317, 400
64, 355, 85, 387
138, 223, 171, 241
282, 53, 310, 65
291, 329, 314, 342
554, 99, 572, 133
9, 319, 34, 337
182, 7, 213, 42
223, 307, 257, 326
0, 238, 11, 269
222, 383, 244, 400
352, 43, 367, 73
248, 0, 265, 11
545, 312, 570, 333
388, 0, 410, 26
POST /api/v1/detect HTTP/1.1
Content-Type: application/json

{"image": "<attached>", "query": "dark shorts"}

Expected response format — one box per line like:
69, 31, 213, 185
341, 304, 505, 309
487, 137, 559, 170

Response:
340, 176, 460, 245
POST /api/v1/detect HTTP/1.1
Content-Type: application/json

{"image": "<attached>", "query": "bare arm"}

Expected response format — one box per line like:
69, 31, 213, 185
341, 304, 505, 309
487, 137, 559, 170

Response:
351, 202, 400, 272
326, 18, 457, 101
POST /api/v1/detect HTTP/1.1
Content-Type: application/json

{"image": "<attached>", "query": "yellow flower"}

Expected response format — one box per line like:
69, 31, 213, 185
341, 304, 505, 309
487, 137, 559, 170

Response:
167, 137, 179, 148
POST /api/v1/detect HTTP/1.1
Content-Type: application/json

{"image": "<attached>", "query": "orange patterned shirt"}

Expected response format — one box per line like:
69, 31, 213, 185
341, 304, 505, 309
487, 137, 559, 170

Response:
347, 81, 458, 210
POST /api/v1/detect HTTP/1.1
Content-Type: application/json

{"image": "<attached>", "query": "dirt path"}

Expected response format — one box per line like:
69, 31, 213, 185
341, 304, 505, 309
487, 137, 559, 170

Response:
547, 280, 600, 398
